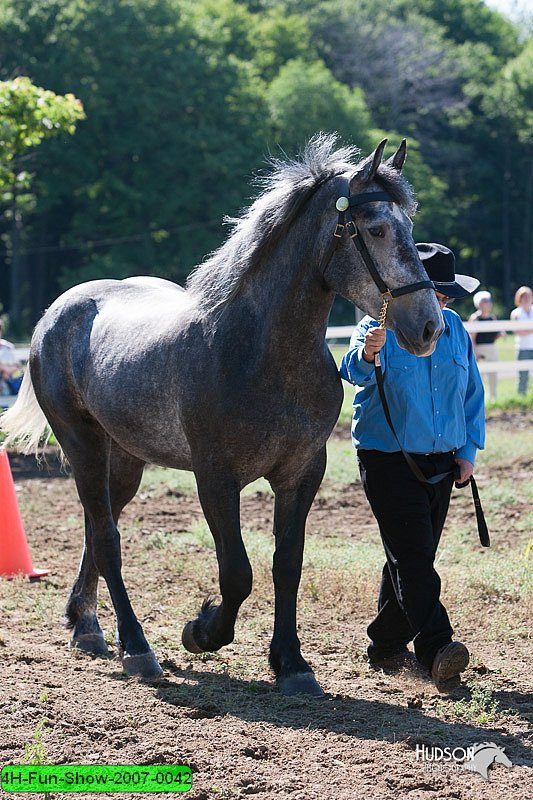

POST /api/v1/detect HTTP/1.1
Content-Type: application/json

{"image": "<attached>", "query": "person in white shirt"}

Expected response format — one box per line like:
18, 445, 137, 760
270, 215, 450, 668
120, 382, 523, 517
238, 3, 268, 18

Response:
469, 290, 500, 401
510, 286, 533, 395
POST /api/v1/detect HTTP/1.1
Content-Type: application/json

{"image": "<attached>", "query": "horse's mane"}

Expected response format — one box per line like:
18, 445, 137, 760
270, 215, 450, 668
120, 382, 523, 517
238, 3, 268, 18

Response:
469, 742, 499, 756
186, 133, 417, 314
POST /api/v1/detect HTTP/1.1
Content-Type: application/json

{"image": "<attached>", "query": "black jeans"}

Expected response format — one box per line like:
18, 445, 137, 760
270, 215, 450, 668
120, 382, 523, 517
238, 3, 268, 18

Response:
358, 449, 456, 670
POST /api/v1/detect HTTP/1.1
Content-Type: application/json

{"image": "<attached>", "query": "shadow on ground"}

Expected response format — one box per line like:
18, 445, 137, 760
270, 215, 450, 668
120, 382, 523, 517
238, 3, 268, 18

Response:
137, 662, 533, 768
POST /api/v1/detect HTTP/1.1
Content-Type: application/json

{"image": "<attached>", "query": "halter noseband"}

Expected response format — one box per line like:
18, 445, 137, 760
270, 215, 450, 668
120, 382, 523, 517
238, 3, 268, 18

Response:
321, 175, 434, 326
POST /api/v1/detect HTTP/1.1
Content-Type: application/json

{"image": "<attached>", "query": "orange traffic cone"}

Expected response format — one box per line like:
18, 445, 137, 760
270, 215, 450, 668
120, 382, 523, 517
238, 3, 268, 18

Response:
0, 447, 49, 579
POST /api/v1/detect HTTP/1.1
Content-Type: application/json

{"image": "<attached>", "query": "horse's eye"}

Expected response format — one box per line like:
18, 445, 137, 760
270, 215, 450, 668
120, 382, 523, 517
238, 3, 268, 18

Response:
368, 226, 385, 238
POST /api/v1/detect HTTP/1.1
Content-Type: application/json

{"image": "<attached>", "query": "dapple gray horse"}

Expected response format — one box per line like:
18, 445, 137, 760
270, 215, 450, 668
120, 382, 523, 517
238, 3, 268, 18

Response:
2, 136, 443, 695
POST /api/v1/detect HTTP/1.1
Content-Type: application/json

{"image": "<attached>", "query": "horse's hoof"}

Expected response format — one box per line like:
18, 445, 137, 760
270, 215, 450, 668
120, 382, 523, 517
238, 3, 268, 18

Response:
277, 672, 325, 697
121, 649, 163, 680
70, 633, 110, 658
181, 621, 204, 654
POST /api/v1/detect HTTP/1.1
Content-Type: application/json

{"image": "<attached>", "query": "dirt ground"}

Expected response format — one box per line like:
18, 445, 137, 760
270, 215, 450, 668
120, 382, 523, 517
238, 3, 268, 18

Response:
0, 417, 531, 800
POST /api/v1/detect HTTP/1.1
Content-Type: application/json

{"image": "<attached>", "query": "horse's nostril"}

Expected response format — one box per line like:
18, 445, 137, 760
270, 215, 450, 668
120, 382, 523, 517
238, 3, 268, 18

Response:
423, 321, 437, 342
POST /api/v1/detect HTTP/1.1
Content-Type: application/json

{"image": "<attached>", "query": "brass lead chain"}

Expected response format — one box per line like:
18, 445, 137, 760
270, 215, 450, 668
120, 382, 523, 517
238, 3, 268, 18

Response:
378, 294, 390, 328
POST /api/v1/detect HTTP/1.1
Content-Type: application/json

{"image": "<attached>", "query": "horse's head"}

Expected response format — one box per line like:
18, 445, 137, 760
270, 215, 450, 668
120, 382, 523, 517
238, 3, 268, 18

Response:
321, 139, 444, 356
463, 742, 513, 780
493, 747, 512, 768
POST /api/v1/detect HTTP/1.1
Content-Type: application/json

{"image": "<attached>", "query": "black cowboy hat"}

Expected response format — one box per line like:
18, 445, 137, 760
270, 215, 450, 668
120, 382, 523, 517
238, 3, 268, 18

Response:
416, 243, 479, 299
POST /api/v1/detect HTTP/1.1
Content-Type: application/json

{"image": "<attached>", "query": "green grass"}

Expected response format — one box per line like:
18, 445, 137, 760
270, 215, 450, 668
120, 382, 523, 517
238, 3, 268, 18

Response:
478, 476, 533, 506
435, 683, 505, 724
440, 538, 531, 604
477, 426, 533, 464
21, 719, 49, 766
141, 466, 197, 495
323, 438, 356, 488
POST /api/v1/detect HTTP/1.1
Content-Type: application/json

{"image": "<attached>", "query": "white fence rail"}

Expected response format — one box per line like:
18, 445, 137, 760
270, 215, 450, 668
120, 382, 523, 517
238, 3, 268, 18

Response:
13, 347, 30, 361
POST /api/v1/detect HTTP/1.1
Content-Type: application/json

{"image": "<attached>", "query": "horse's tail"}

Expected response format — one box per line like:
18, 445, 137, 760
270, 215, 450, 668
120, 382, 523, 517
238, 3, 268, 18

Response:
0, 366, 50, 455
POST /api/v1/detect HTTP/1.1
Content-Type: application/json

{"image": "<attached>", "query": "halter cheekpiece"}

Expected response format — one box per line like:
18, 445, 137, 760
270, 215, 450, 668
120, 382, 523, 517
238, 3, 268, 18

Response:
322, 175, 434, 326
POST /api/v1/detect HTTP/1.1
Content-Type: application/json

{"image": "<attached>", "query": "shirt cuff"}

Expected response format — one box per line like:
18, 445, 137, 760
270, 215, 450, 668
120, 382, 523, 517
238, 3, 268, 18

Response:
355, 347, 375, 377
455, 441, 477, 465
340, 345, 376, 385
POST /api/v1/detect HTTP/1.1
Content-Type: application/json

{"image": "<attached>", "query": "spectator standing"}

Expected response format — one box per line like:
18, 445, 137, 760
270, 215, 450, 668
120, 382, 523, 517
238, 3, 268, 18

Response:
469, 290, 499, 401
511, 286, 533, 396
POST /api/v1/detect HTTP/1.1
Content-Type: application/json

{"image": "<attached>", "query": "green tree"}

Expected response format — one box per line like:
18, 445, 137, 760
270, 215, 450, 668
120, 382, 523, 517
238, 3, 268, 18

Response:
0, 0, 270, 327
0, 76, 83, 330
485, 38, 533, 145
397, 0, 519, 60
0, 0, 528, 328
0, 77, 83, 189
480, 39, 533, 302
307, 0, 529, 303
267, 58, 374, 152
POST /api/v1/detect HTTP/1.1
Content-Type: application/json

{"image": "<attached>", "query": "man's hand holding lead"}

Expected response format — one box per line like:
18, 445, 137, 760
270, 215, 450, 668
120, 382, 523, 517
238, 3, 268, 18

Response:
362, 328, 387, 363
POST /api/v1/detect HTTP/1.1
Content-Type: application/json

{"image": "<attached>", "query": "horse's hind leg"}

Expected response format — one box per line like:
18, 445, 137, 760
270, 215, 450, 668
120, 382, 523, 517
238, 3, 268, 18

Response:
67, 444, 145, 659
66, 513, 109, 657
182, 466, 252, 654
268, 447, 327, 696
58, 420, 160, 678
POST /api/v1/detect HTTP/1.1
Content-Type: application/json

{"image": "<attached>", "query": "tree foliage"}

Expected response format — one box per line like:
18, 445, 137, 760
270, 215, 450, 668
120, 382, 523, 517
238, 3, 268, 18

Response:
397, 0, 519, 59
0, 0, 530, 330
267, 58, 374, 152
485, 38, 533, 144
0, 76, 83, 191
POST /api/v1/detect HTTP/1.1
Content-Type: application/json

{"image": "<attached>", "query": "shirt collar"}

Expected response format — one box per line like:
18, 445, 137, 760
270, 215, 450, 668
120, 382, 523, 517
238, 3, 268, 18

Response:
443, 308, 452, 336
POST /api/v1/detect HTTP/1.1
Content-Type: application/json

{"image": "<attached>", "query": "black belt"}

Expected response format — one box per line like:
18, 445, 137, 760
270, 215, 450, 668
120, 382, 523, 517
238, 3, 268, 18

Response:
374, 351, 490, 547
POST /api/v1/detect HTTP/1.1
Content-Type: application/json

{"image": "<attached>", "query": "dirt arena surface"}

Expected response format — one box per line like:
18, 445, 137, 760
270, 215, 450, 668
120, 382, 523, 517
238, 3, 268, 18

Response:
0, 416, 531, 799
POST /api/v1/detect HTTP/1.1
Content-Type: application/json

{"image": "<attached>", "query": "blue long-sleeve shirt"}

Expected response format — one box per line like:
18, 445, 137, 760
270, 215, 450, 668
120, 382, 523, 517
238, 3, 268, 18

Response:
339, 309, 485, 464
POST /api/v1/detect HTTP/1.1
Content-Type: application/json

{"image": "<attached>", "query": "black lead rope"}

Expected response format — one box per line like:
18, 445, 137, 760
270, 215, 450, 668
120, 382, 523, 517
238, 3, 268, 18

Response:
469, 475, 490, 547
374, 351, 490, 547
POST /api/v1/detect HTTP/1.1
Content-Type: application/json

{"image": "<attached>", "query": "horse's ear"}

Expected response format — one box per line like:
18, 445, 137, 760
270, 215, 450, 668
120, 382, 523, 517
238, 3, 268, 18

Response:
385, 139, 407, 173
351, 138, 388, 186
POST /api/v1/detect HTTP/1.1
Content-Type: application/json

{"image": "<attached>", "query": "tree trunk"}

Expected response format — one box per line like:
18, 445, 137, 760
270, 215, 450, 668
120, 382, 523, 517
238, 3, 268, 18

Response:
31, 216, 48, 324
502, 140, 512, 309
8, 184, 29, 333
523, 155, 532, 281
9, 186, 22, 327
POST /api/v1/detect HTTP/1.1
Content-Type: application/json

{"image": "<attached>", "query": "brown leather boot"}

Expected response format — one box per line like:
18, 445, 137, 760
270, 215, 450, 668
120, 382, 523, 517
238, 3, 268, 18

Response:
431, 641, 469, 691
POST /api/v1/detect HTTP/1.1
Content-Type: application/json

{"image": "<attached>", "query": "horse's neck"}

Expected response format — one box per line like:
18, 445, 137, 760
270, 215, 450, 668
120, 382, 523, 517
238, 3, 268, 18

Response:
235, 238, 334, 363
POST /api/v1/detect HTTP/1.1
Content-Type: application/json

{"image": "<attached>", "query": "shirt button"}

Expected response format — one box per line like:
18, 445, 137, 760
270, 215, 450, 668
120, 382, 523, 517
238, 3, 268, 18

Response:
434, 387, 438, 391
436, 411, 439, 415
434, 365, 437, 369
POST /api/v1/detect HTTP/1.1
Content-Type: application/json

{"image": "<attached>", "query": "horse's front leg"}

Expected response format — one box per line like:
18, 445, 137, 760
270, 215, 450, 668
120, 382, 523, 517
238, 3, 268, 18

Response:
269, 447, 327, 696
182, 467, 252, 653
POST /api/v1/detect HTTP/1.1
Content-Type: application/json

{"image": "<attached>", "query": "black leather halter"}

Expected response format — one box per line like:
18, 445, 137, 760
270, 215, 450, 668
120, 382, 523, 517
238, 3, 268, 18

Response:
321, 175, 433, 319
